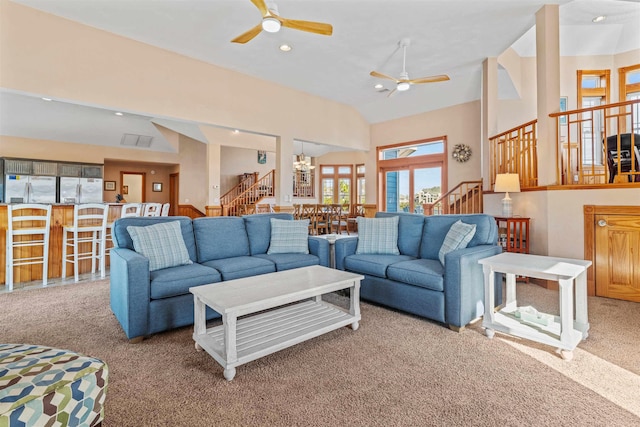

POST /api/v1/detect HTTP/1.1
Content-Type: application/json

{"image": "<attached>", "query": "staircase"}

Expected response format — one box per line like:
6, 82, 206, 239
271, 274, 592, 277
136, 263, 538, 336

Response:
221, 170, 275, 216
422, 180, 483, 215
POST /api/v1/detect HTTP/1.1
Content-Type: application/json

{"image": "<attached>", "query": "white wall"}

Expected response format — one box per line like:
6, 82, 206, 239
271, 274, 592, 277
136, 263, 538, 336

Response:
220, 146, 276, 194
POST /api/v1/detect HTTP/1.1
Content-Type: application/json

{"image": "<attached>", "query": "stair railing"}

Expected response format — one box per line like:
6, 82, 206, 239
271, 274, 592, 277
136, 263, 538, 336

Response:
223, 170, 275, 216
422, 180, 483, 216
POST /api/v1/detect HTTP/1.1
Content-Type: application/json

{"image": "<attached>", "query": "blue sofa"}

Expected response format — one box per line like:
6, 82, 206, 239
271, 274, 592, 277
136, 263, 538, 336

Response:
334, 212, 502, 331
110, 213, 329, 342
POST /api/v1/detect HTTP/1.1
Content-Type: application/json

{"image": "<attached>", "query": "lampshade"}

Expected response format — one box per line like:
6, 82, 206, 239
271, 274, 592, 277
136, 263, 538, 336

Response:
494, 173, 520, 217
494, 174, 521, 193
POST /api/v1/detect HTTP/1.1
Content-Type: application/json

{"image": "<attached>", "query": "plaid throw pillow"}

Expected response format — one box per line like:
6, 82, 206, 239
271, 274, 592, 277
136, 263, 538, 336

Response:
356, 216, 400, 255
127, 221, 192, 271
438, 220, 477, 265
267, 219, 310, 254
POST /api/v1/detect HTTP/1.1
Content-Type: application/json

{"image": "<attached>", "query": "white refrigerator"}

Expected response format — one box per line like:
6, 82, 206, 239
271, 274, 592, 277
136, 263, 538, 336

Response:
5, 175, 57, 203
59, 177, 104, 203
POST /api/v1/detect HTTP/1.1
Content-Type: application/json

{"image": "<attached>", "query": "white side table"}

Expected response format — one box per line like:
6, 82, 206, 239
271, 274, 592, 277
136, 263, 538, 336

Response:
479, 252, 592, 360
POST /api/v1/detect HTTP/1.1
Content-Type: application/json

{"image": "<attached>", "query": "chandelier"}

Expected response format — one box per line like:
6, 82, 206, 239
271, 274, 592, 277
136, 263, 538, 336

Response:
293, 142, 315, 172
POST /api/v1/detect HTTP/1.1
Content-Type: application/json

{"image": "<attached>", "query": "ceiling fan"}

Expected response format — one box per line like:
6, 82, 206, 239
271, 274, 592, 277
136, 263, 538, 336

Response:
231, 0, 333, 44
370, 38, 450, 97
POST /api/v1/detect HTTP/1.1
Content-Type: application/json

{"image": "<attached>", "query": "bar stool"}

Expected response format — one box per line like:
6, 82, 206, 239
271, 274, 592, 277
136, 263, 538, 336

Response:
121, 203, 142, 218
142, 203, 162, 217
160, 203, 170, 216
62, 204, 109, 282
5, 204, 52, 291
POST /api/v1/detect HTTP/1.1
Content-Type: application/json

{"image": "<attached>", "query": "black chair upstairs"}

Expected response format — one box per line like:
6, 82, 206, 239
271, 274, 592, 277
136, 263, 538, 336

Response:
605, 133, 640, 183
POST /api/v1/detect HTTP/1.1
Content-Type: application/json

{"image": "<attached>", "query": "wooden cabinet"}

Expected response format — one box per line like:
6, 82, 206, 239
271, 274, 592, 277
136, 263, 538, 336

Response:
495, 217, 530, 254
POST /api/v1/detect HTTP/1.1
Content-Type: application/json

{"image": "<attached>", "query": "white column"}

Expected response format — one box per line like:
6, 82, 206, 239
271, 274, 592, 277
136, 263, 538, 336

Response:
535, 4, 561, 186
275, 134, 294, 207
482, 57, 499, 191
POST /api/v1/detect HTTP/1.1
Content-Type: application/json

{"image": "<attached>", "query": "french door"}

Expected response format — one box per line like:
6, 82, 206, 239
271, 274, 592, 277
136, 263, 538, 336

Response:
382, 165, 443, 214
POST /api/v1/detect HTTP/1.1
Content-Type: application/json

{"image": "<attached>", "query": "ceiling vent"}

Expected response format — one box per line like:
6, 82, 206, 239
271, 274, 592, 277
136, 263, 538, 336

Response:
121, 133, 153, 147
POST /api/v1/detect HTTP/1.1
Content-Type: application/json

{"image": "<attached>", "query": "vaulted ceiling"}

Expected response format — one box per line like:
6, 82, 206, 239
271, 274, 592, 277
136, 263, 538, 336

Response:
2, 0, 639, 154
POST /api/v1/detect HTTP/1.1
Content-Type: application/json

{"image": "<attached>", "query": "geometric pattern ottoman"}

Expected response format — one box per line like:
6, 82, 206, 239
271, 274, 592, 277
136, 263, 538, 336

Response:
0, 344, 108, 427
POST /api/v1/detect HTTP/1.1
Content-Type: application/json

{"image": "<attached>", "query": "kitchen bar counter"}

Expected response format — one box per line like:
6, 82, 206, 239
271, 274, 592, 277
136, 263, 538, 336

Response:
0, 204, 125, 286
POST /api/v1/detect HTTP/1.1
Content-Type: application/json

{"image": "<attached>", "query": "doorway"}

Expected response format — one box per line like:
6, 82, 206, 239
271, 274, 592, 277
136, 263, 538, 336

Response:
121, 172, 145, 203
169, 173, 179, 216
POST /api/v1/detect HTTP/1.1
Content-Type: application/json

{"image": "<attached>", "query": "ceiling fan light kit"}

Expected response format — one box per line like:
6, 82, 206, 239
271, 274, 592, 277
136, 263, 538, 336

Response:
262, 17, 281, 33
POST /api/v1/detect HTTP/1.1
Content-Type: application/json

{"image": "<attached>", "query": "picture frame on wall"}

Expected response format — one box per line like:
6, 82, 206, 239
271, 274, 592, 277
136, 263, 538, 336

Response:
104, 181, 116, 191
257, 150, 267, 164
153, 182, 163, 192
560, 96, 568, 125
122, 185, 129, 195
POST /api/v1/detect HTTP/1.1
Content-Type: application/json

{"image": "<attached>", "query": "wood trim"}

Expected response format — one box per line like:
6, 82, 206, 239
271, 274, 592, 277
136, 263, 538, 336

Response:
583, 205, 640, 296
178, 204, 206, 219
205, 205, 222, 217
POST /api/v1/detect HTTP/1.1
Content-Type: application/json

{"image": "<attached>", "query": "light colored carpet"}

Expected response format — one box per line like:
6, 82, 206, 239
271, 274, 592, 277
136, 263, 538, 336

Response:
1, 279, 639, 426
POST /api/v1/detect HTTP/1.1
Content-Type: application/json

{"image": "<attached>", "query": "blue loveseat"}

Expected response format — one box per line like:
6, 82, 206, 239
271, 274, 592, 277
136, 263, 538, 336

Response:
110, 213, 329, 341
334, 212, 502, 331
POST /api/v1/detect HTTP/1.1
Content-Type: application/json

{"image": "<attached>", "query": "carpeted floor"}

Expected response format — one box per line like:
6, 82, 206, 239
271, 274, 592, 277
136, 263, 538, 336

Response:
1, 279, 639, 426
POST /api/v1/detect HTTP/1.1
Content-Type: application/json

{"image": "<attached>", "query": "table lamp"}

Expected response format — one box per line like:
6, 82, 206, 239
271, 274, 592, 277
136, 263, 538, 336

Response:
494, 173, 520, 217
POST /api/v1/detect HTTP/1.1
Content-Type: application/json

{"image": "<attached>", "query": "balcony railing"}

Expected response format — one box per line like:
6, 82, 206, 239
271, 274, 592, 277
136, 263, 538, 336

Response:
490, 99, 640, 188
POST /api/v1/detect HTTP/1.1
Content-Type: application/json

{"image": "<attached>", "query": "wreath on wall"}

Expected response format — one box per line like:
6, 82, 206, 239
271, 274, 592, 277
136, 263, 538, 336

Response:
452, 144, 472, 163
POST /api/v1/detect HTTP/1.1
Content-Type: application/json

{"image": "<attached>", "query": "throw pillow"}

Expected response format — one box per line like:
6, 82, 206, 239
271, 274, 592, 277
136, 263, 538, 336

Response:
438, 220, 477, 265
356, 216, 400, 255
127, 221, 193, 271
267, 218, 310, 254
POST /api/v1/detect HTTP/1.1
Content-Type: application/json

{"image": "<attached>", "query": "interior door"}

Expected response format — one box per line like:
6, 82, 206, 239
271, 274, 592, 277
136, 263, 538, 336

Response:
595, 214, 640, 302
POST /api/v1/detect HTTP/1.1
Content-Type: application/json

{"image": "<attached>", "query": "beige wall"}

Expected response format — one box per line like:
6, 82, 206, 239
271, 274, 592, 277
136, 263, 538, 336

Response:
220, 146, 276, 194
104, 161, 173, 204
371, 101, 483, 201
178, 135, 208, 211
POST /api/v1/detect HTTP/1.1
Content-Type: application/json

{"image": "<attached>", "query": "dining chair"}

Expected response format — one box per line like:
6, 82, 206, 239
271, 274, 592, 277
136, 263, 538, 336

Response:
142, 203, 162, 217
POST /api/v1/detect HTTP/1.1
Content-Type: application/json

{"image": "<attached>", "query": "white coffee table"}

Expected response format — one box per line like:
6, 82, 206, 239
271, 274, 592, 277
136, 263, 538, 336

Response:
479, 252, 591, 360
190, 265, 363, 380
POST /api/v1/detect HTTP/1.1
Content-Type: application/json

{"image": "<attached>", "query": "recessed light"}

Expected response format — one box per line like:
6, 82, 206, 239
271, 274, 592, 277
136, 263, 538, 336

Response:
592, 15, 606, 23
41, 97, 52, 101
374, 84, 383, 90
279, 44, 292, 52
115, 112, 123, 116
233, 129, 240, 134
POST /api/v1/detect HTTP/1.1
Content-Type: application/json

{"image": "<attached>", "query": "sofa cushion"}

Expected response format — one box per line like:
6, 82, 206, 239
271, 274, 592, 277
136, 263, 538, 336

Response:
193, 217, 250, 262
438, 220, 477, 265
244, 213, 295, 255
254, 253, 320, 271
344, 254, 415, 278
149, 263, 222, 300
113, 216, 197, 262
375, 212, 425, 257
356, 216, 400, 255
201, 256, 276, 281
420, 214, 498, 260
127, 221, 193, 271
386, 259, 445, 292
267, 218, 310, 254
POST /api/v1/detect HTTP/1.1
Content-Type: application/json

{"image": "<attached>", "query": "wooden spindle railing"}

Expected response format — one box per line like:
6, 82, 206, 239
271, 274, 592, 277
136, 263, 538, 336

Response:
222, 170, 275, 216
220, 172, 258, 207
293, 171, 315, 198
489, 120, 538, 189
423, 180, 483, 216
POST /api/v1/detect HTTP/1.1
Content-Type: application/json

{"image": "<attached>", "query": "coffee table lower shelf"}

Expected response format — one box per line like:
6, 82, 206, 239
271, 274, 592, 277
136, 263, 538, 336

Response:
193, 299, 358, 379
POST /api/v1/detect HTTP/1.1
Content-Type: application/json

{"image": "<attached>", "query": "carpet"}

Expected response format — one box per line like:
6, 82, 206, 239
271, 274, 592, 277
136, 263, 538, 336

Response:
1, 279, 639, 426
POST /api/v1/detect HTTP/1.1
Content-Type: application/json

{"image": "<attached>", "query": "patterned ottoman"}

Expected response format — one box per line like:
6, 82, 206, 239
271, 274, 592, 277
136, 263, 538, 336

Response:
0, 344, 108, 427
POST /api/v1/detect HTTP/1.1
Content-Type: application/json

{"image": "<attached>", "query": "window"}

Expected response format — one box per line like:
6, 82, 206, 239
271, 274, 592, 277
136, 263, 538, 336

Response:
619, 64, 640, 134
577, 70, 610, 165
355, 164, 365, 204
320, 165, 352, 205
378, 138, 446, 214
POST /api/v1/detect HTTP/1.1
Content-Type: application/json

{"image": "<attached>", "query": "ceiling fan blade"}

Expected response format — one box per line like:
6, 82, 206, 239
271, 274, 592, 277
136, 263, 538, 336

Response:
231, 24, 263, 44
280, 18, 333, 36
409, 74, 450, 84
370, 71, 399, 83
250, 0, 269, 17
